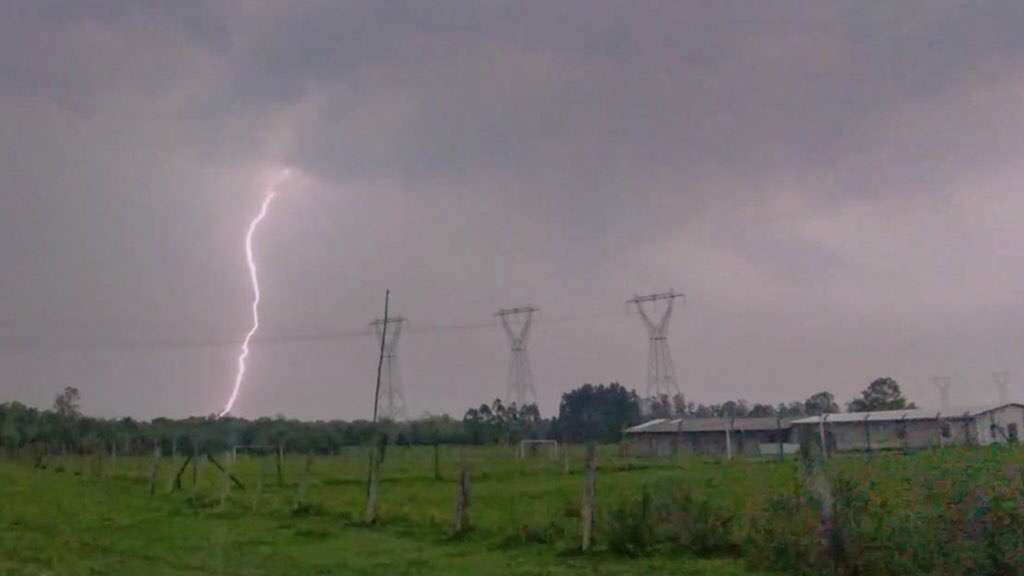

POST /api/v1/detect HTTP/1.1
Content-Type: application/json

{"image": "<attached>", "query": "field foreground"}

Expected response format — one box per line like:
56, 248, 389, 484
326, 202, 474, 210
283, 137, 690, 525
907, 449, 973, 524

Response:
5, 444, 1024, 575
0, 446, 764, 576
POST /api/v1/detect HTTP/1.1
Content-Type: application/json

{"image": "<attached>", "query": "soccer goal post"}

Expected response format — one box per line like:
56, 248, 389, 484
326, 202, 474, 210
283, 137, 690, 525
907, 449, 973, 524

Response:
518, 440, 559, 461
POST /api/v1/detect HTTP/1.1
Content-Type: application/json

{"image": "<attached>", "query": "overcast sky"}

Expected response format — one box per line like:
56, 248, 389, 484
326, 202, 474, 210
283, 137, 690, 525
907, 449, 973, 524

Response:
2, 1, 1024, 420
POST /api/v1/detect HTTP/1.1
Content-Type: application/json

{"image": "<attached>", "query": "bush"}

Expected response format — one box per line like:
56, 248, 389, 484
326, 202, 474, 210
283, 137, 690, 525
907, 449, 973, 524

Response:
605, 490, 656, 557
664, 484, 740, 557
746, 492, 828, 575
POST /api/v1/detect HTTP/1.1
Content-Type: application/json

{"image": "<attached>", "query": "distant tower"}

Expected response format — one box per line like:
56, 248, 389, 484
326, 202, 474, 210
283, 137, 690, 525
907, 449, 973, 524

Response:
370, 316, 407, 421
994, 371, 1010, 404
932, 376, 952, 411
497, 306, 539, 406
629, 290, 685, 401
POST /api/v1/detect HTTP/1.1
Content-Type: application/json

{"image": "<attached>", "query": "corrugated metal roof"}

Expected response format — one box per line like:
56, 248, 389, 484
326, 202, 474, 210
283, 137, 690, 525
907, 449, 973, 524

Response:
625, 417, 796, 434
790, 403, 1024, 425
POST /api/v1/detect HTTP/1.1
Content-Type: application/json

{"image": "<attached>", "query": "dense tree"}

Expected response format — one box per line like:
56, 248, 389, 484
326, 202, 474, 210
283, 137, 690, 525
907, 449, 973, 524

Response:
803, 392, 840, 416
848, 378, 916, 412
554, 383, 641, 443
747, 403, 776, 417
775, 402, 806, 417
53, 387, 81, 419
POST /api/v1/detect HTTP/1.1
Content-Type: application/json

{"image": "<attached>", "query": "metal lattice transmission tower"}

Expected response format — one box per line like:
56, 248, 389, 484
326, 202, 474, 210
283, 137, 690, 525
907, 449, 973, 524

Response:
994, 371, 1010, 404
932, 376, 952, 411
370, 316, 407, 421
629, 290, 685, 400
497, 306, 539, 406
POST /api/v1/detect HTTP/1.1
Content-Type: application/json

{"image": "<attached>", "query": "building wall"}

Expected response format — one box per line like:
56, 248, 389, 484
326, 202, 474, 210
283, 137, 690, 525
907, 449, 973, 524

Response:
975, 405, 1024, 445
626, 429, 790, 457
793, 412, 1024, 453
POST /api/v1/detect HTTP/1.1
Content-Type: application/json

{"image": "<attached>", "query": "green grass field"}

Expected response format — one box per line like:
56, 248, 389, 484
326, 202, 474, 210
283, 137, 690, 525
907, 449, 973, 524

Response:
0, 445, 769, 575
9, 445, 1024, 575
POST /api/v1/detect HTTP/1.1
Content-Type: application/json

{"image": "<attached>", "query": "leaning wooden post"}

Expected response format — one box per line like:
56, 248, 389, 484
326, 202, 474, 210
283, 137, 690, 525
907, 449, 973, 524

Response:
581, 443, 597, 552
148, 441, 160, 496
364, 289, 390, 526
365, 449, 380, 524
170, 453, 193, 493
453, 463, 471, 535
110, 441, 117, 477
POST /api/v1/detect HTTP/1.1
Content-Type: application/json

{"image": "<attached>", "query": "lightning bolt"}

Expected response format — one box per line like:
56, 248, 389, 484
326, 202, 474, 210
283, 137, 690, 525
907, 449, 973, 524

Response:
219, 171, 289, 418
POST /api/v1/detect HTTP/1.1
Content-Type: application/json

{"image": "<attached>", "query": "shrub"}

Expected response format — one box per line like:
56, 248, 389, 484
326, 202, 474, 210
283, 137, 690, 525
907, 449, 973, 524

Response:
605, 489, 655, 557
664, 484, 740, 557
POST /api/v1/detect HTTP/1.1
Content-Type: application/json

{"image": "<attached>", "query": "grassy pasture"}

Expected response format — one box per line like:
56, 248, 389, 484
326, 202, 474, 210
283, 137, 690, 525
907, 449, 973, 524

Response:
0, 445, 766, 575
6, 444, 1024, 575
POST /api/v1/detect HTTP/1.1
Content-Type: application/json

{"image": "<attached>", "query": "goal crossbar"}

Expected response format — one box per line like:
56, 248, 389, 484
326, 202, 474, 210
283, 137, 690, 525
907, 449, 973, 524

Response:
518, 440, 559, 460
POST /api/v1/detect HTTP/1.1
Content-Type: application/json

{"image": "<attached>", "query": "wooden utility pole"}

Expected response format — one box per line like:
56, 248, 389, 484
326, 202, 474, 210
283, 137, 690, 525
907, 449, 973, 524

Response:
365, 289, 390, 526
365, 450, 380, 524
581, 444, 597, 552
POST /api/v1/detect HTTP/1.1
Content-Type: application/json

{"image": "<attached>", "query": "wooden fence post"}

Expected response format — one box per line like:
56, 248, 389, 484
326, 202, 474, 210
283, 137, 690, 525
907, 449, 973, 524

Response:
453, 465, 471, 535
148, 441, 160, 496
276, 442, 284, 487
581, 444, 597, 552
433, 443, 441, 481
294, 452, 314, 511
191, 445, 200, 496
252, 456, 266, 512
219, 451, 233, 509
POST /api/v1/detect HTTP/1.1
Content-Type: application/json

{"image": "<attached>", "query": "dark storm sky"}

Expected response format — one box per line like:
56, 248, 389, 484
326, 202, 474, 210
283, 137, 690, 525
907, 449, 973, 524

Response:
2, 1, 1024, 420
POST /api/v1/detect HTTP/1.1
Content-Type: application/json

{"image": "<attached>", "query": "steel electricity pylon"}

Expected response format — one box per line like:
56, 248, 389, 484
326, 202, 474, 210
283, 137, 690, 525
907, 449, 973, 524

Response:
497, 306, 539, 406
370, 315, 407, 421
629, 290, 685, 401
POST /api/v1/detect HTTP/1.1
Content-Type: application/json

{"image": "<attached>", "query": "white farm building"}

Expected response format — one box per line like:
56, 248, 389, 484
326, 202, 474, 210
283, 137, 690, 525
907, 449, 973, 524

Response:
623, 403, 1024, 457
790, 403, 1024, 453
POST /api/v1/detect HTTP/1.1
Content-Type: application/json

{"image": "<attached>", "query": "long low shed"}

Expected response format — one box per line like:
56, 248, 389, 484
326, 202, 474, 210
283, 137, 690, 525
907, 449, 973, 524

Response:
790, 403, 1024, 453
623, 403, 1024, 457
624, 417, 796, 457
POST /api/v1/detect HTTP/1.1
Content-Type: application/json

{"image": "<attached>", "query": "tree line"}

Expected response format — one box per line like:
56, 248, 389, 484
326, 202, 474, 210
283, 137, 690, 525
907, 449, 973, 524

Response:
0, 378, 915, 455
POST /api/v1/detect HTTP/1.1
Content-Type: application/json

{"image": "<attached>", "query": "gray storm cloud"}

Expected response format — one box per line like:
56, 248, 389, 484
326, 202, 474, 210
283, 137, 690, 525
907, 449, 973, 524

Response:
1, 1, 1024, 419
